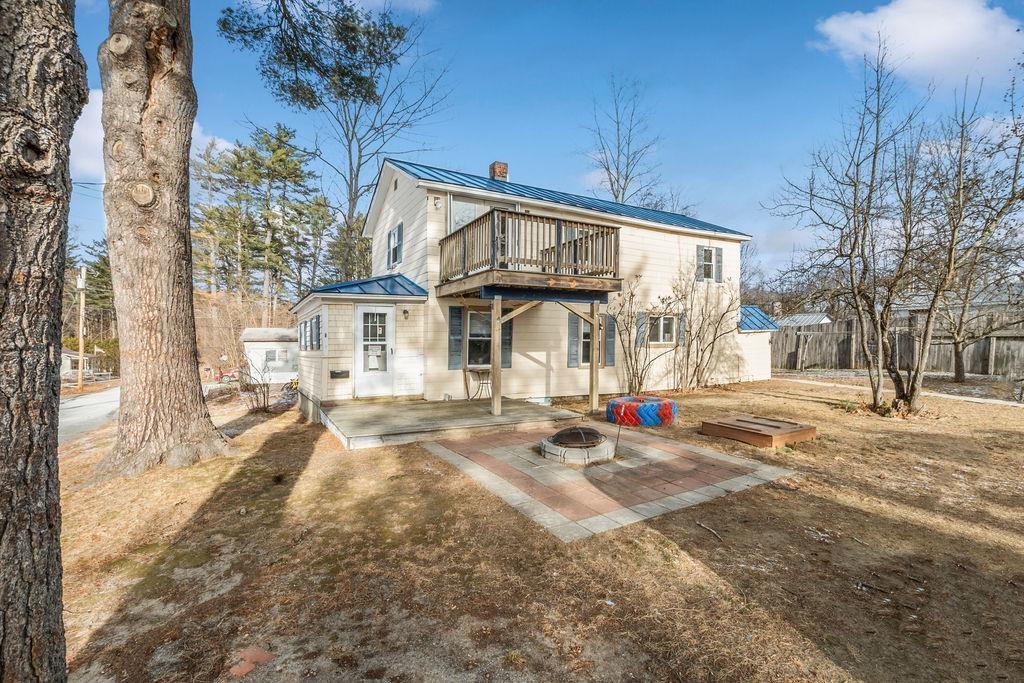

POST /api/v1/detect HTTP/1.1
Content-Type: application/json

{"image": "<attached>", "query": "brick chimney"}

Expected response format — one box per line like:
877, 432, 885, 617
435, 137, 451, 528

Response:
489, 161, 508, 181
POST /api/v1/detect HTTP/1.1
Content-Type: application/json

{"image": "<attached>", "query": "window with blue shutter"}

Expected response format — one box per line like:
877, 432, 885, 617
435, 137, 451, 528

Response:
567, 313, 580, 367
448, 306, 463, 369
387, 223, 403, 268
604, 314, 616, 366
635, 312, 648, 347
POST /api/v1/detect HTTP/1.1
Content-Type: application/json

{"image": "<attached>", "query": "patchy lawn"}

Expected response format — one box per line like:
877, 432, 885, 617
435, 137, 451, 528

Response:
777, 369, 1022, 402
61, 380, 1023, 681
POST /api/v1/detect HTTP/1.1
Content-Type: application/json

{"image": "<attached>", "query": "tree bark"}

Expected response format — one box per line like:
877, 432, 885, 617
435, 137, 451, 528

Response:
0, 1, 87, 679
97, 0, 224, 477
953, 339, 967, 383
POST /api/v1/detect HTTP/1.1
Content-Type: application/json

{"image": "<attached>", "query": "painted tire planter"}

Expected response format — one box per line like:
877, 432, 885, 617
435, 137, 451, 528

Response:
606, 396, 678, 427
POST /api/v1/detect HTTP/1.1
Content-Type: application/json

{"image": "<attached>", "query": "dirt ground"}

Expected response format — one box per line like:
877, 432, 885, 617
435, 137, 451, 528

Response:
60, 380, 1023, 682
777, 369, 1022, 401
60, 378, 120, 398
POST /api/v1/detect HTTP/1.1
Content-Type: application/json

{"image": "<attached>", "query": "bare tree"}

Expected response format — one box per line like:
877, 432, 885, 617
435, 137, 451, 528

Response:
774, 44, 924, 412
1, 1, 86, 679
936, 249, 1024, 381
588, 76, 663, 205
608, 276, 678, 394
220, 4, 445, 283
97, 0, 225, 476
910, 84, 1024, 391
673, 273, 741, 388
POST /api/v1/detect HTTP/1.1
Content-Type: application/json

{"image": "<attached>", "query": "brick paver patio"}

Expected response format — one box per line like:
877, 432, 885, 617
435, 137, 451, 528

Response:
422, 422, 793, 542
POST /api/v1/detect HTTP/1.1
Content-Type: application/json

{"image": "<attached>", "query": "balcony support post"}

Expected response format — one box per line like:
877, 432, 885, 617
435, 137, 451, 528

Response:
490, 294, 502, 416
589, 299, 600, 414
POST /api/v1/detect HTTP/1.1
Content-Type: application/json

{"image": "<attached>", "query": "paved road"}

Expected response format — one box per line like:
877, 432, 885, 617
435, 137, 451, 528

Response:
59, 386, 120, 445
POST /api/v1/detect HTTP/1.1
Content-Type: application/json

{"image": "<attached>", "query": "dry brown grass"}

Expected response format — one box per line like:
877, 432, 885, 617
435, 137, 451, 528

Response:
61, 380, 1024, 681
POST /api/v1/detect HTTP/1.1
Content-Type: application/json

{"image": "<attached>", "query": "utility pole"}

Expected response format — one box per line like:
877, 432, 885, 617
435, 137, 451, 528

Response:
77, 266, 87, 389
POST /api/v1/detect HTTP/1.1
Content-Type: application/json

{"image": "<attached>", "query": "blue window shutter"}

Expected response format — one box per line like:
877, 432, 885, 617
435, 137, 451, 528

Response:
635, 312, 648, 347
567, 313, 580, 368
396, 223, 404, 264
501, 315, 513, 369
604, 314, 616, 366
448, 306, 463, 370
677, 314, 686, 345
696, 245, 704, 281
714, 247, 723, 283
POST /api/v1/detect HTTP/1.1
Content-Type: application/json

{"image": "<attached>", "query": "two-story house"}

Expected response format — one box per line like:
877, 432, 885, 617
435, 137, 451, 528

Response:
291, 159, 774, 426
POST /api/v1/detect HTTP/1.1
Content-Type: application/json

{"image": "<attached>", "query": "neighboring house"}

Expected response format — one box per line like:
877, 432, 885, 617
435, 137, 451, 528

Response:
60, 350, 93, 380
292, 159, 775, 422
775, 312, 833, 328
240, 327, 299, 384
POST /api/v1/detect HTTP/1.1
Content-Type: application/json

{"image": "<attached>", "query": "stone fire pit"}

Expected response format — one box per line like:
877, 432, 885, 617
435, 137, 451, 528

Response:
540, 425, 614, 466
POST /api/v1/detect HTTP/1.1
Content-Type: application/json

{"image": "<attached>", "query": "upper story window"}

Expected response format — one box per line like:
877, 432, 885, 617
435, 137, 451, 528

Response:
449, 196, 514, 234
387, 223, 403, 268
696, 246, 723, 283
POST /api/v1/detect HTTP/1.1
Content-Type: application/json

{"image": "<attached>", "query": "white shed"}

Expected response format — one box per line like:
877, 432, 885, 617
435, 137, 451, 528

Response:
240, 327, 299, 384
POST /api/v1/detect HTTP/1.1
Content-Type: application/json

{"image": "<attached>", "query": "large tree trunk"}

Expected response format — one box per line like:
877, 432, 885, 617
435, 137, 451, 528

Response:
97, 0, 224, 477
0, 1, 86, 679
952, 339, 967, 383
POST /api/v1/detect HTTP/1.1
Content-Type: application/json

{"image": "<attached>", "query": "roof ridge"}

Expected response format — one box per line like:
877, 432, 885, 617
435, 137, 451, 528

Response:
385, 158, 748, 238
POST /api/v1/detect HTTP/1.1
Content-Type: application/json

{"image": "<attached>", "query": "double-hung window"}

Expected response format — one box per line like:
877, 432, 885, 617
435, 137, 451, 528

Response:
696, 245, 723, 282
466, 311, 492, 366
580, 319, 593, 365
648, 315, 675, 344
387, 223, 403, 268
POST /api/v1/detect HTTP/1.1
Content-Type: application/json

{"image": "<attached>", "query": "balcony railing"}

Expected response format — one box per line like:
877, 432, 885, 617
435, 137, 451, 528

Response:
439, 208, 620, 284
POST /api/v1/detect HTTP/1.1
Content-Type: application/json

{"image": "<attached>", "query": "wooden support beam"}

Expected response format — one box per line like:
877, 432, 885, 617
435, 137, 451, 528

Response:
491, 295, 502, 416
554, 300, 597, 327
589, 300, 600, 414
499, 299, 541, 324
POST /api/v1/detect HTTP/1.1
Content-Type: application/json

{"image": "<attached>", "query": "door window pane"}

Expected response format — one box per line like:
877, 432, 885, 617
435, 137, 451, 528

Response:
362, 312, 388, 372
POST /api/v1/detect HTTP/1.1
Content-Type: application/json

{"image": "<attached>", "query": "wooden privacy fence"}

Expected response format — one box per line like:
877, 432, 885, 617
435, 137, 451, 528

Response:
772, 317, 1024, 377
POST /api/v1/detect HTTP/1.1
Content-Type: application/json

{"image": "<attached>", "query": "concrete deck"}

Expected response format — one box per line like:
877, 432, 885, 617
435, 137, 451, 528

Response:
321, 399, 582, 449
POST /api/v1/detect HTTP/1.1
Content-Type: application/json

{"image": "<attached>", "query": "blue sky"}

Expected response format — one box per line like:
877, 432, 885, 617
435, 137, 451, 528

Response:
69, 0, 1024, 269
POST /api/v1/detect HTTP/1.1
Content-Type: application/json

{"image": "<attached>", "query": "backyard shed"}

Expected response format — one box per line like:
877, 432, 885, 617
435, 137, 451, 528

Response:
240, 327, 299, 384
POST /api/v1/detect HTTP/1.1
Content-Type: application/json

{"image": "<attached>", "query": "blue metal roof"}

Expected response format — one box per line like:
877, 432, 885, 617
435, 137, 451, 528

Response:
739, 305, 779, 332
386, 159, 749, 238
311, 273, 426, 297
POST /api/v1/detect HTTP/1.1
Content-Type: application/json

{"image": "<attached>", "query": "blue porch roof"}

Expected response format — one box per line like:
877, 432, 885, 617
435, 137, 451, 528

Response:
739, 305, 779, 332
386, 158, 749, 238
311, 273, 427, 297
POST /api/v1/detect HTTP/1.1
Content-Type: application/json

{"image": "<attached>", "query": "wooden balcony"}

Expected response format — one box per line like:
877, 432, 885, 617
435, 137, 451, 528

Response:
437, 208, 621, 299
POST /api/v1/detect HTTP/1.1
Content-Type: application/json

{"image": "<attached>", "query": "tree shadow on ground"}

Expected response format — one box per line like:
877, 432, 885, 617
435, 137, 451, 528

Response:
643, 476, 1024, 682
69, 412, 323, 680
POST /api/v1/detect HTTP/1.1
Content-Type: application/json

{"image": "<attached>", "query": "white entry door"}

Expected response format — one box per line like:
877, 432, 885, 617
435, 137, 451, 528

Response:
355, 305, 395, 397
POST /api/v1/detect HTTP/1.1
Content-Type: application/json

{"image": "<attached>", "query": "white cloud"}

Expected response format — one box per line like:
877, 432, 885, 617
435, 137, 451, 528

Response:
70, 89, 104, 182
191, 123, 233, 155
70, 88, 232, 183
815, 0, 1024, 86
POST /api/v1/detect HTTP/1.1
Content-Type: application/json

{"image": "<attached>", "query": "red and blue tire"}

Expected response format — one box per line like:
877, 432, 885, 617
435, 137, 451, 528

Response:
606, 396, 678, 427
